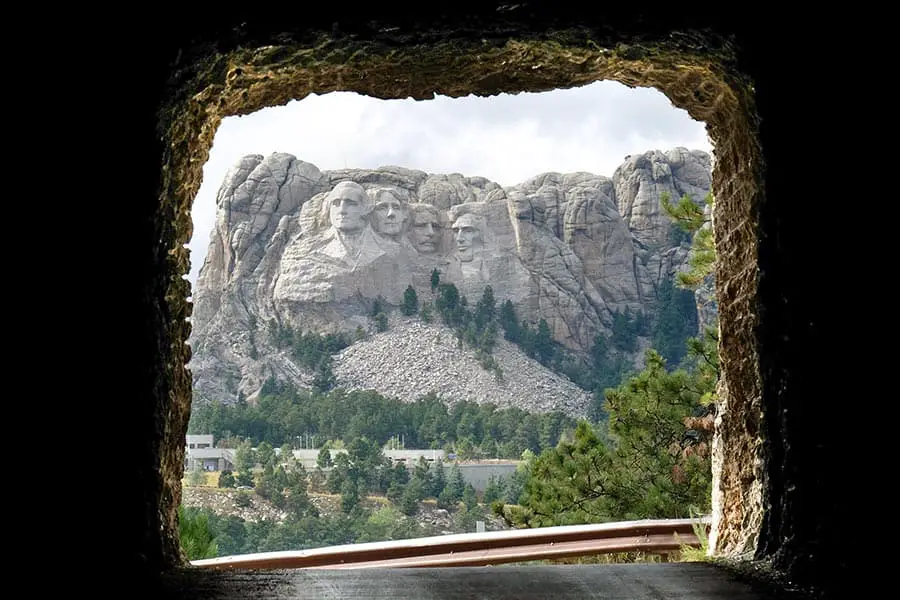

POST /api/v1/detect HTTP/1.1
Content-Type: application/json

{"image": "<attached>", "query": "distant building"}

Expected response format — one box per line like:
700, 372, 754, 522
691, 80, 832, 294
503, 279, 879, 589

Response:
184, 435, 234, 472
186, 434, 213, 449
385, 449, 445, 465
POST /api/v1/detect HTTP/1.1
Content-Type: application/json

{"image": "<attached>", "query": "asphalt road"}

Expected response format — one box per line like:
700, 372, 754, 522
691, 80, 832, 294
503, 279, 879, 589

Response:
157, 563, 803, 599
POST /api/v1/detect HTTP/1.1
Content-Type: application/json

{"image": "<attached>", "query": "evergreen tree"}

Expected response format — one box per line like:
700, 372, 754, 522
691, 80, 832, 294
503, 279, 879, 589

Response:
312, 356, 337, 393
651, 277, 698, 367
462, 484, 478, 510
427, 459, 446, 498
661, 191, 716, 289
474, 285, 496, 330
499, 300, 520, 342
400, 479, 425, 516
535, 319, 554, 364
218, 470, 236, 488
482, 476, 505, 504
234, 439, 255, 472
511, 344, 715, 527
256, 441, 276, 468
449, 463, 465, 502
178, 506, 218, 560
401, 285, 419, 316
371, 297, 383, 317
340, 479, 360, 513
235, 471, 254, 488
419, 301, 433, 323
317, 443, 333, 469
430, 268, 440, 293
435, 283, 460, 326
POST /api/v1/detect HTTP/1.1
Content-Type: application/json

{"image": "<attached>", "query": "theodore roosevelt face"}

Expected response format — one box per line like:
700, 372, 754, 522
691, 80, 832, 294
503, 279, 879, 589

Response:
411, 205, 442, 253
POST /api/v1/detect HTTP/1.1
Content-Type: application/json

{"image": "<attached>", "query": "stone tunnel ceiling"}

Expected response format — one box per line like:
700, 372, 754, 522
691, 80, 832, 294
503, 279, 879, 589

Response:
155, 29, 763, 570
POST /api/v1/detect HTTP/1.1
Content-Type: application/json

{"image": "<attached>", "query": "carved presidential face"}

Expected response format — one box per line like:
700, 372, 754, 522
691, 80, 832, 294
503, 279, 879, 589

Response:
372, 191, 408, 237
411, 206, 442, 253
452, 214, 484, 262
328, 182, 370, 233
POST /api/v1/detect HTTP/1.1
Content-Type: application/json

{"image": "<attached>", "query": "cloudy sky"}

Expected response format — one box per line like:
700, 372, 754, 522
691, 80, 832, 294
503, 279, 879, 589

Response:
186, 80, 712, 286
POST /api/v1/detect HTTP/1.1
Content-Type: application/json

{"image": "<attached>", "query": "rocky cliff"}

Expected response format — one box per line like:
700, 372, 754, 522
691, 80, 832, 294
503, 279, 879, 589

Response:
188, 148, 712, 414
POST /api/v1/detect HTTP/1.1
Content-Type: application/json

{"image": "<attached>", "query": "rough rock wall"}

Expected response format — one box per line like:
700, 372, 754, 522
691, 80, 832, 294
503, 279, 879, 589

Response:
141, 11, 783, 584
189, 148, 711, 408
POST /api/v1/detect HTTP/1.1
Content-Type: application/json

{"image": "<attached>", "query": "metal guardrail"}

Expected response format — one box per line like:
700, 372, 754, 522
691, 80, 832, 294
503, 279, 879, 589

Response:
191, 517, 710, 570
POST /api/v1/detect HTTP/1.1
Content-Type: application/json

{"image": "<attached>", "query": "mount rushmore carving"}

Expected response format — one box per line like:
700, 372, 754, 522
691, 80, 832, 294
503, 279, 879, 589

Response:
189, 148, 713, 406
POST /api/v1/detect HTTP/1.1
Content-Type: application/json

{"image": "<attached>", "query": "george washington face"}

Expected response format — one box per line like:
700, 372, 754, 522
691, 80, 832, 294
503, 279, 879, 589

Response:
327, 181, 370, 233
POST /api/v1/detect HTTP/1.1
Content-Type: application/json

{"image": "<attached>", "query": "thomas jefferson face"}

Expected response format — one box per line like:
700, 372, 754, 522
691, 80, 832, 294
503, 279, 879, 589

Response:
328, 182, 369, 232
452, 214, 483, 262
411, 206, 442, 253
372, 191, 408, 237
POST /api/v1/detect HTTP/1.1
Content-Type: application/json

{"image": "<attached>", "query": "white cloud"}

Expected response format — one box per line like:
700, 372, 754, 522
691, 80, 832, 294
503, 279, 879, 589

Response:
185, 81, 712, 286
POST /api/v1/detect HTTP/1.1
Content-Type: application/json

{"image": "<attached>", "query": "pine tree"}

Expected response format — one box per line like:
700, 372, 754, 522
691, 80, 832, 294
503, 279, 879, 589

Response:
316, 443, 333, 469
218, 470, 236, 488
474, 285, 496, 330
312, 355, 337, 393
234, 439, 256, 472
430, 268, 440, 293
535, 319, 554, 364
401, 285, 419, 316
499, 300, 520, 342
661, 191, 716, 289
178, 506, 219, 560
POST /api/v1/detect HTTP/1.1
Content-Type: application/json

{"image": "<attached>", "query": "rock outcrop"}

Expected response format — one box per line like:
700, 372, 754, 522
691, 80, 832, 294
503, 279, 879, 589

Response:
189, 149, 712, 413
334, 317, 593, 417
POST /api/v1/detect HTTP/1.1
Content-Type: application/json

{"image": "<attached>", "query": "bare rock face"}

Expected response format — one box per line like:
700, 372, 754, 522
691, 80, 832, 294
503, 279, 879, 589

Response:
189, 149, 713, 412
334, 318, 593, 417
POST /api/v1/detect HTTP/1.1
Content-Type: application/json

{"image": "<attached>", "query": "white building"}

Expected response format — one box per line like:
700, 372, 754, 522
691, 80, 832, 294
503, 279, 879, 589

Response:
184, 435, 234, 472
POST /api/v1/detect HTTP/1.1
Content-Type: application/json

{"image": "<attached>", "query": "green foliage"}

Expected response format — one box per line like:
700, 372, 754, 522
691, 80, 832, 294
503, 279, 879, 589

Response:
251, 460, 317, 519
678, 227, 715, 289
462, 484, 478, 510
498, 300, 520, 341
233, 491, 252, 508
189, 387, 576, 461
401, 285, 419, 316
235, 471, 254, 488
651, 277, 699, 368
269, 321, 353, 371
340, 479, 360, 513
430, 268, 440, 293
400, 479, 425, 515
371, 296, 389, 332
661, 191, 716, 290
419, 301, 433, 323
534, 319, 554, 364
256, 441, 276, 468
186, 467, 207, 487
312, 356, 337, 393
660, 191, 708, 233
435, 283, 461, 326
218, 470, 235, 488
437, 462, 465, 509
474, 286, 496, 330
233, 439, 255, 472
178, 505, 218, 560
373, 312, 388, 332
510, 337, 716, 527
317, 443, 333, 469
